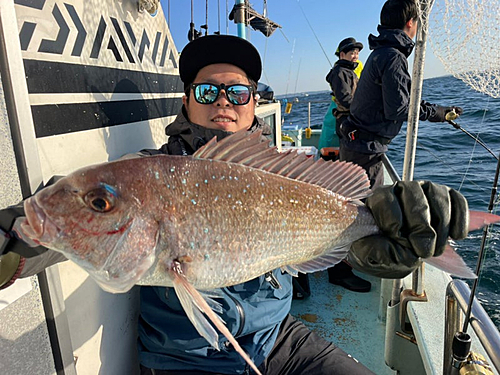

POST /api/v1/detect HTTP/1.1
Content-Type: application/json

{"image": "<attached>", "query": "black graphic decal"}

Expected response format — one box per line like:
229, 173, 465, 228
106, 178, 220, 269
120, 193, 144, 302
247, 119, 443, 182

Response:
169, 49, 178, 69
32, 97, 183, 138
18, 4, 177, 68
65, 3, 86, 57
19, 22, 36, 51
138, 30, 150, 63
151, 31, 162, 65
110, 17, 135, 63
90, 16, 106, 59
107, 37, 123, 62
24, 59, 184, 94
124, 21, 137, 46
38, 3, 69, 54
159, 36, 170, 67
14, 0, 46, 10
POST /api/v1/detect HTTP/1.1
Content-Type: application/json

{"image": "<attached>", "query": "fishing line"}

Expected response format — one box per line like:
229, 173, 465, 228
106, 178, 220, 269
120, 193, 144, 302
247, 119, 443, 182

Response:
284, 39, 296, 98
262, 38, 272, 88
226, 0, 229, 34
462, 149, 500, 334
293, 58, 302, 95
453, 98, 496, 192
296, 0, 332, 67
447, 120, 498, 161
413, 140, 491, 194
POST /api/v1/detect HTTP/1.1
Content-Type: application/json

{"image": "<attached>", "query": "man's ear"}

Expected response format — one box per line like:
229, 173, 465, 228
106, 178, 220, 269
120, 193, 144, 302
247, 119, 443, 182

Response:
182, 95, 188, 107
405, 17, 415, 30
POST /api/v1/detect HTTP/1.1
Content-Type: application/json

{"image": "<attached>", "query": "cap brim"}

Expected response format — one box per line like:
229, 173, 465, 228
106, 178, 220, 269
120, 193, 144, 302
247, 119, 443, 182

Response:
340, 42, 364, 54
179, 35, 262, 85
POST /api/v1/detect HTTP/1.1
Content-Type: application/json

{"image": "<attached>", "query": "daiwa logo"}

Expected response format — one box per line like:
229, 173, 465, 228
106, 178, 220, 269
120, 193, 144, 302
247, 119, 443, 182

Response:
15, 0, 178, 69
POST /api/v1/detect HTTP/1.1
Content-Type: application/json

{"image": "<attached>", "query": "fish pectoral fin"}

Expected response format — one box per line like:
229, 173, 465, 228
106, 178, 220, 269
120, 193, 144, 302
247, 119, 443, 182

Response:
199, 290, 224, 314
424, 244, 477, 279
291, 246, 350, 273
169, 262, 262, 375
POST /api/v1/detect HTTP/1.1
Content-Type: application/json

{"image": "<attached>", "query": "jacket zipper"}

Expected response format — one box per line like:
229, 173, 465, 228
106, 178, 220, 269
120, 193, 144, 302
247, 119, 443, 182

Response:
225, 288, 245, 338
224, 273, 280, 345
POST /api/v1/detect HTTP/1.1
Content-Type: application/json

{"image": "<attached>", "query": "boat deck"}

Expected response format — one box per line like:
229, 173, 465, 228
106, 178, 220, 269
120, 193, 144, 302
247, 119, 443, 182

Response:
290, 269, 395, 374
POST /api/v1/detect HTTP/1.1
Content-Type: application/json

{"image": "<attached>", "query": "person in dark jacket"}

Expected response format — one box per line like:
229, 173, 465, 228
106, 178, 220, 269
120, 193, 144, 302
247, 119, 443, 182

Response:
326, 37, 363, 140
325, 37, 371, 293
0, 35, 471, 375
339, 0, 463, 189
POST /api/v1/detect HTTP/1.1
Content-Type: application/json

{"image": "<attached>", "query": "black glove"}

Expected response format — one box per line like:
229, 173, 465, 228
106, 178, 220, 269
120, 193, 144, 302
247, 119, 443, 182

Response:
347, 181, 469, 279
1, 203, 49, 258
0, 176, 64, 258
428, 105, 464, 122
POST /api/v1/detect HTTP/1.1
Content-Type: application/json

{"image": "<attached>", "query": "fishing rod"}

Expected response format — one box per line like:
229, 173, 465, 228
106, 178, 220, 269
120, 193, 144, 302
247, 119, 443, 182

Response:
462, 150, 500, 334
446, 111, 499, 161
448, 148, 500, 373
296, 0, 332, 67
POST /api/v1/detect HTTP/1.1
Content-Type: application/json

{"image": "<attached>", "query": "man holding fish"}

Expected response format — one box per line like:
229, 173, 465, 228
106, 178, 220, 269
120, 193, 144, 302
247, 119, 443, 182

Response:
0, 34, 493, 375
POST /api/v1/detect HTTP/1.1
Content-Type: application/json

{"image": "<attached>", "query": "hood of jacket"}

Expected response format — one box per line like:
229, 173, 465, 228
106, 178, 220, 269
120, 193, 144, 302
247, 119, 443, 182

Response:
165, 106, 272, 152
368, 25, 415, 58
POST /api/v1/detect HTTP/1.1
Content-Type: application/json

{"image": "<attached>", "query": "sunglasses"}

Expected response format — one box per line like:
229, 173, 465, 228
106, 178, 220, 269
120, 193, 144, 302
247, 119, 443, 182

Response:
190, 83, 254, 105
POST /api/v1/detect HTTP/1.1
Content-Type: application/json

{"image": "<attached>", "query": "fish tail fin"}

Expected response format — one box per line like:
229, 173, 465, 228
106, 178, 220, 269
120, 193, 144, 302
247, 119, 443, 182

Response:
170, 264, 262, 375
424, 211, 500, 279
424, 244, 476, 279
469, 211, 500, 232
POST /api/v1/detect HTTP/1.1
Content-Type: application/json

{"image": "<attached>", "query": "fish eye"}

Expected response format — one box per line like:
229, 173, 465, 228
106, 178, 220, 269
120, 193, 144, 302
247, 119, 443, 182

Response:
85, 189, 115, 213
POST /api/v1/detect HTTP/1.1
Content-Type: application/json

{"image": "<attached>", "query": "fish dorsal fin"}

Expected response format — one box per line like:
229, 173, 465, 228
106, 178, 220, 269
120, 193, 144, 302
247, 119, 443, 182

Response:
193, 129, 371, 200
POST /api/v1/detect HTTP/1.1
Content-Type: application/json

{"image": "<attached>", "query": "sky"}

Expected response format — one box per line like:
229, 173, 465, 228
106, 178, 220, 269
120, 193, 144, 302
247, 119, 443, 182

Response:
159, 0, 448, 95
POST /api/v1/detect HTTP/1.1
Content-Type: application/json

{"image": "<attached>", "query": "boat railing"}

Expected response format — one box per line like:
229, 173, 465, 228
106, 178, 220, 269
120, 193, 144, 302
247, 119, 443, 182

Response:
380, 153, 401, 183
281, 98, 331, 128
382, 155, 500, 373
444, 279, 500, 373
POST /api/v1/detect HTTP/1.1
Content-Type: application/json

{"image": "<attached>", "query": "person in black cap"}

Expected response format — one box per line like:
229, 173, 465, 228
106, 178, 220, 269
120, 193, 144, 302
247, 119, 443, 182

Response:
319, 38, 364, 150
136, 34, 376, 375
339, 0, 463, 189
326, 37, 363, 138
0, 33, 472, 375
324, 37, 372, 293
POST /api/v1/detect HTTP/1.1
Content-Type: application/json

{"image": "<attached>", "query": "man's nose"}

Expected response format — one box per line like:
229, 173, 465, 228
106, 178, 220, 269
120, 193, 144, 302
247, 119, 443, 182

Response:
215, 89, 231, 106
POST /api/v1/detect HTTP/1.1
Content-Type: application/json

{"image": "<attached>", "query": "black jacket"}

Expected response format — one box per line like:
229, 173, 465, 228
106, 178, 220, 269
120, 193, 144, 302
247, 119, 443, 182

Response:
143, 107, 272, 156
341, 26, 443, 154
325, 59, 359, 113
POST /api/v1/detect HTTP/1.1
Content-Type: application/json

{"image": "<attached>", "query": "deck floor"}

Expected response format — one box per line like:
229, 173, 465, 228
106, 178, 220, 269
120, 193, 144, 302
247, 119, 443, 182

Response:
290, 270, 395, 375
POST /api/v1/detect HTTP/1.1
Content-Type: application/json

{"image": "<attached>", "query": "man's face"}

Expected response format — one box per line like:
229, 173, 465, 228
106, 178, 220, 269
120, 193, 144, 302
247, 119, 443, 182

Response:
183, 63, 256, 133
340, 48, 360, 62
405, 17, 418, 39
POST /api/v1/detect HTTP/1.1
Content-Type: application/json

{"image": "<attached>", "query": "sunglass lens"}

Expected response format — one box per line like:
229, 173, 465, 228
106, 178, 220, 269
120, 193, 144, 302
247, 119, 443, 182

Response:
195, 84, 219, 104
227, 85, 251, 105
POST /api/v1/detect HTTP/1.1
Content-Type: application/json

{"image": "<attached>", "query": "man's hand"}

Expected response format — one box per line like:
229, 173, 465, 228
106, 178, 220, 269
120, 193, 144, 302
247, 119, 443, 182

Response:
347, 181, 469, 279
428, 105, 464, 122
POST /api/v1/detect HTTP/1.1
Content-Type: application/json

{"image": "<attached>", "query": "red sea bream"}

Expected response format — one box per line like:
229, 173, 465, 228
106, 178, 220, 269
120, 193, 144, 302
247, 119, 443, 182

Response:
17, 130, 500, 374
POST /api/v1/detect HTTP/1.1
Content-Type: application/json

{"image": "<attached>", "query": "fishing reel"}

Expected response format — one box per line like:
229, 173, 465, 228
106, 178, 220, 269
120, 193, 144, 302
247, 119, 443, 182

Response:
450, 332, 494, 375
459, 352, 494, 375
446, 108, 460, 122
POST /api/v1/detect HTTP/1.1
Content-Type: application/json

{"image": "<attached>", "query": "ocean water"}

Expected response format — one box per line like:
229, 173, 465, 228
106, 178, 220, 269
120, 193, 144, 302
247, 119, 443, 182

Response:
280, 75, 500, 328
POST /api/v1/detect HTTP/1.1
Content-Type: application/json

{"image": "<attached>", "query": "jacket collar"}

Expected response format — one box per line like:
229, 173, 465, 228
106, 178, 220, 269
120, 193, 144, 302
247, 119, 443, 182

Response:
334, 59, 359, 70
368, 26, 415, 57
165, 106, 272, 151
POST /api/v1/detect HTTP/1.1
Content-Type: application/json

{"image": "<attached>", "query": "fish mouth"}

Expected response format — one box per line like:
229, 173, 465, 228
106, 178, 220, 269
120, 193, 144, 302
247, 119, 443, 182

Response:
21, 196, 60, 245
